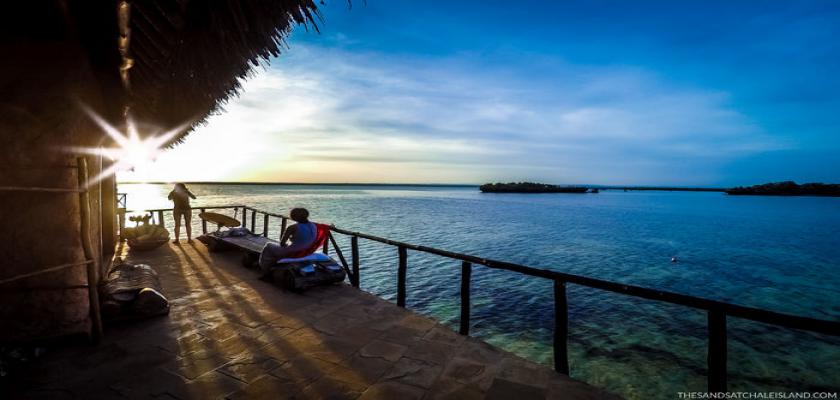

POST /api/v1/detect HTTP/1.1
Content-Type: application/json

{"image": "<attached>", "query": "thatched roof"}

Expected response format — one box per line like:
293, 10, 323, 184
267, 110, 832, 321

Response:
3, 0, 321, 146
121, 0, 322, 145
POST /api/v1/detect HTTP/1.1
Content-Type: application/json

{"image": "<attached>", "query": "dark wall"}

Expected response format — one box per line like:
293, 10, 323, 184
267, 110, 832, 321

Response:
0, 1, 121, 342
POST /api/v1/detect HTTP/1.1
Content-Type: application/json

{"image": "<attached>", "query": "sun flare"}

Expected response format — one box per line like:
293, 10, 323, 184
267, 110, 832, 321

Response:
67, 104, 190, 187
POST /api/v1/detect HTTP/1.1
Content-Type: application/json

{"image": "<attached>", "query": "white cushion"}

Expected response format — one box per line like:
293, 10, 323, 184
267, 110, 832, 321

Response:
277, 253, 331, 264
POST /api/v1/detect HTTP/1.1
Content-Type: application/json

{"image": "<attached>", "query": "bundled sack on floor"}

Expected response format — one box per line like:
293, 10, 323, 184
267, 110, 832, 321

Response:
123, 215, 170, 251
101, 261, 170, 321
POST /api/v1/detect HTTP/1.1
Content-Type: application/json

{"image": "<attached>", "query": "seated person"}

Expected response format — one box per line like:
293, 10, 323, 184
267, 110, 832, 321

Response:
258, 207, 317, 276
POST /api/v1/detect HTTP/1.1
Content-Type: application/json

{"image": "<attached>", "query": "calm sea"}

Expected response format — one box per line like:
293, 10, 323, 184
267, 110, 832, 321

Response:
119, 183, 840, 397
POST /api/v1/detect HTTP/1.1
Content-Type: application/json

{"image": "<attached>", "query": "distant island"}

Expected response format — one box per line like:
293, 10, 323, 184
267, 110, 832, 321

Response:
480, 182, 590, 193
726, 181, 840, 197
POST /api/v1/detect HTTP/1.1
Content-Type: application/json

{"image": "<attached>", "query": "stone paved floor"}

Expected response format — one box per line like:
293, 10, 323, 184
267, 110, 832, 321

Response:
12, 242, 618, 399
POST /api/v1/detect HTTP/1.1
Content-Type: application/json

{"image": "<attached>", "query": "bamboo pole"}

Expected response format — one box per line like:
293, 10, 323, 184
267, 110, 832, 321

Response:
77, 157, 103, 343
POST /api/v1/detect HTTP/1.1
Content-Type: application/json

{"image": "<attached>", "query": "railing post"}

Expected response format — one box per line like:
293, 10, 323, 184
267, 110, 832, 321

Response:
76, 157, 102, 343
397, 246, 407, 307
351, 235, 360, 288
323, 236, 329, 254
459, 261, 471, 335
280, 217, 287, 239
157, 210, 164, 228
263, 214, 269, 237
251, 210, 256, 232
708, 310, 727, 392
200, 208, 207, 234
554, 280, 569, 375
241, 208, 247, 228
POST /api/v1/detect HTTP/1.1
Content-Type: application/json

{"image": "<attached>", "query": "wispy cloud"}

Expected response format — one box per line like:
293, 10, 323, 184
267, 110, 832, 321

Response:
121, 43, 782, 184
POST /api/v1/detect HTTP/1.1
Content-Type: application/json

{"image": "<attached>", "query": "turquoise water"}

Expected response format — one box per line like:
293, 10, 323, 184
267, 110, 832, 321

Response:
120, 183, 840, 396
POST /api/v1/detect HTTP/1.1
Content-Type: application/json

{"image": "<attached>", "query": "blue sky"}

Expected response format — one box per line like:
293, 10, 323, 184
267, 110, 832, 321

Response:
122, 1, 840, 185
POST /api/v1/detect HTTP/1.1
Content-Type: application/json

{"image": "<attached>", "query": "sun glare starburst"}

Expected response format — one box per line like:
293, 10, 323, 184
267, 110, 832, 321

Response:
66, 104, 190, 187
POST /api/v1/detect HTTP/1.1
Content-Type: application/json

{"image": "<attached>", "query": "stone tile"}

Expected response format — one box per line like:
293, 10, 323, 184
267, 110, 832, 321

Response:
378, 325, 426, 347
300, 375, 367, 400
157, 331, 213, 355
359, 339, 408, 362
485, 378, 545, 400
110, 368, 188, 399
224, 375, 301, 400
440, 357, 487, 384
423, 325, 466, 347
218, 355, 284, 383
163, 349, 231, 380
395, 314, 437, 334
455, 338, 505, 365
267, 356, 343, 387
312, 314, 360, 336
341, 353, 394, 384
404, 339, 457, 366
169, 371, 246, 400
381, 356, 443, 389
359, 381, 426, 400
423, 377, 485, 400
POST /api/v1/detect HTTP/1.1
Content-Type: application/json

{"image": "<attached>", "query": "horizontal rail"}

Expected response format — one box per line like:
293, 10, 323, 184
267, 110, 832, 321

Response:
329, 227, 839, 335
129, 204, 839, 337
0, 186, 87, 193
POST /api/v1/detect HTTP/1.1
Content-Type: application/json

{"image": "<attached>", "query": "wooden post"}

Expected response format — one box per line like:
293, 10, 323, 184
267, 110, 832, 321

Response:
397, 246, 407, 307
280, 217, 287, 239
459, 261, 472, 335
328, 233, 350, 271
708, 310, 727, 392
200, 208, 207, 234
323, 236, 329, 254
263, 214, 269, 237
76, 157, 103, 343
241, 208, 247, 228
117, 208, 126, 241
554, 280, 569, 374
251, 210, 256, 232
157, 210, 164, 228
351, 235, 360, 288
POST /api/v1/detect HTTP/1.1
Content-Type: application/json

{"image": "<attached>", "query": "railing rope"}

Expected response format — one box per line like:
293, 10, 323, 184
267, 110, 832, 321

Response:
397, 246, 407, 307
708, 310, 727, 392
459, 261, 472, 335
554, 280, 570, 375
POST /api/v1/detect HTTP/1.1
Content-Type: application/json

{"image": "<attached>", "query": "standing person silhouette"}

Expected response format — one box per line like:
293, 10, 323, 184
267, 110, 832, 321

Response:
168, 183, 197, 243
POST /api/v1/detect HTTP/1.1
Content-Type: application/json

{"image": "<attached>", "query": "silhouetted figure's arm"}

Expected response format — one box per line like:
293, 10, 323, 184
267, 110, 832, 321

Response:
187, 190, 196, 200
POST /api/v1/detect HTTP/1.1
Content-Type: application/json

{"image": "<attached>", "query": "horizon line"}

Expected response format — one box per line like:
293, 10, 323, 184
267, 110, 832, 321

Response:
116, 180, 735, 190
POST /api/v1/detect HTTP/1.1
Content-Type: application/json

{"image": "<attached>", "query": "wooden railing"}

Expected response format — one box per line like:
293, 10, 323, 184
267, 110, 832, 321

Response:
125, 204, 840, 392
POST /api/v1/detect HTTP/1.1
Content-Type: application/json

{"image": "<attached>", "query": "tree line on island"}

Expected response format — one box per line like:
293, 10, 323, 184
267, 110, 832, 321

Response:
480, 181, 840, 196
